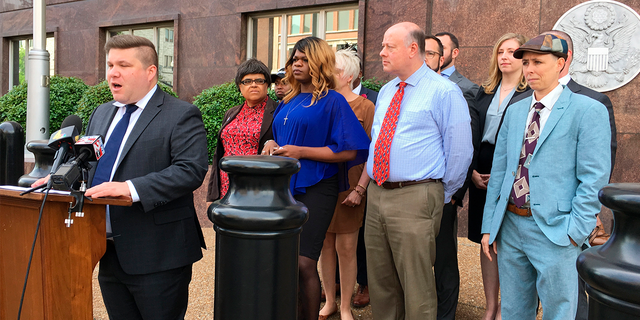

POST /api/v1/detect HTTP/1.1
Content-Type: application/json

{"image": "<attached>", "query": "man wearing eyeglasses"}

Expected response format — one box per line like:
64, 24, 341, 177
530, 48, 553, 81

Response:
425, 35, 445, 73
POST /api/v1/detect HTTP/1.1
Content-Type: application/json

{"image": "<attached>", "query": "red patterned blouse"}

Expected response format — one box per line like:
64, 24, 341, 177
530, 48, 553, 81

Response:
219, 99, 266, 197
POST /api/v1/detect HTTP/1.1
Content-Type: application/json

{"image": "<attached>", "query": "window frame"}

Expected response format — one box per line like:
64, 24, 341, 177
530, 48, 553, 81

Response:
246, 3, 358, 71
8, 34, 55, 89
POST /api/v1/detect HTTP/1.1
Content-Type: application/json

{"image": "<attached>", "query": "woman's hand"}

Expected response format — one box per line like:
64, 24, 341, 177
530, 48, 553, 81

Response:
341, 190, 362, 207
471, 170, 490, 190
481, 233, 497, 261
261, 140, 280, 155
272, 145, 304, 159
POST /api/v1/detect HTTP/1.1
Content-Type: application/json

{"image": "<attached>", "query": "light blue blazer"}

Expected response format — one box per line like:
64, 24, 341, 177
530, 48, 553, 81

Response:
481, 86, 611, 247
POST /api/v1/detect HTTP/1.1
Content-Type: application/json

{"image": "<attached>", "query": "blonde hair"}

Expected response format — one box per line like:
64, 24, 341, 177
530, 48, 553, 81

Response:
283, 37, 336, 105
335, 49, 361, 90
482, 33, 529, 94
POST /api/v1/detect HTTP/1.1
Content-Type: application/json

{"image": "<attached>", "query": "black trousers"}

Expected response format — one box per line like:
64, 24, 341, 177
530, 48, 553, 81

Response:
98, 241, 193, 320
434, 202, 460, 320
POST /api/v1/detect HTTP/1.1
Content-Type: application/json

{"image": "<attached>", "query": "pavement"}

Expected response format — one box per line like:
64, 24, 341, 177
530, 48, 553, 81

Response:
92, 227, 538, 320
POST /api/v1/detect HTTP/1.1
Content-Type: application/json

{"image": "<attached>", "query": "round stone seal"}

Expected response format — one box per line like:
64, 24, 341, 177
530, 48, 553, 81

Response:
554, 0, 640, 92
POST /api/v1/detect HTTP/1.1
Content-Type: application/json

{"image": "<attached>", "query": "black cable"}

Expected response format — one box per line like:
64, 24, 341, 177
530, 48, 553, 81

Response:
17, 186, 50, 320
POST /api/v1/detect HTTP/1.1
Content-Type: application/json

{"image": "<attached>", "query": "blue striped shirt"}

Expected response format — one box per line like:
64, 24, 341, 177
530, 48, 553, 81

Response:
367, 63, 473, 202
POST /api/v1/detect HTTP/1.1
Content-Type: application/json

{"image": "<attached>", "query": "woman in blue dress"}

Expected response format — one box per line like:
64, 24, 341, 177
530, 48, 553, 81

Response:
263, 37, 370, 320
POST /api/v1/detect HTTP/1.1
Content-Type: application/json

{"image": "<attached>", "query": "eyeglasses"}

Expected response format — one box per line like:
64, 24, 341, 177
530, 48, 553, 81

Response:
425, 51, 441, 59
240, 78, 267, 85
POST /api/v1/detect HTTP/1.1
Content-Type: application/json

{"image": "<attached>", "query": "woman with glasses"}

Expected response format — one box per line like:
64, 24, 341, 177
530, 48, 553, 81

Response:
468, 33, 529, 320
206, 58, 277, 202
262, 37, 370, 320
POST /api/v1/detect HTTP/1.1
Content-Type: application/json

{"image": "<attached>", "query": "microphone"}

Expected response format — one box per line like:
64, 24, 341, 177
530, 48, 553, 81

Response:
51, 135, 104, 189
48, 115, 82, 176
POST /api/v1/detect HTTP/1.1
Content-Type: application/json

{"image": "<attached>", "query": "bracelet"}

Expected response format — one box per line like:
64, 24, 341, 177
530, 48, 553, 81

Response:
264, 139, 274, 147
354, 188, 365, 197
356, 184, 367, 192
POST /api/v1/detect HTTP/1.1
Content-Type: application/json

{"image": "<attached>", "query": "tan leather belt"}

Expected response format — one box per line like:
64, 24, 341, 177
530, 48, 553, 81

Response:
377, 178, 440, 190
507, 203, 532, 217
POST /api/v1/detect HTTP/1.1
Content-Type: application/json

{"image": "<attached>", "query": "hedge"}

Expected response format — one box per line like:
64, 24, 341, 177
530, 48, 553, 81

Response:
0, 76, 88, 133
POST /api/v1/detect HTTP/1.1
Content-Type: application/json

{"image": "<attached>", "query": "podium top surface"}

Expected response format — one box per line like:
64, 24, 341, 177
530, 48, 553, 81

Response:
0, 186, 132, 206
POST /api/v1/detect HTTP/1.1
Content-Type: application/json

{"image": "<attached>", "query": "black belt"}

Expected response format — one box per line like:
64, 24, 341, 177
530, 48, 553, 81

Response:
376, 178, 440, 190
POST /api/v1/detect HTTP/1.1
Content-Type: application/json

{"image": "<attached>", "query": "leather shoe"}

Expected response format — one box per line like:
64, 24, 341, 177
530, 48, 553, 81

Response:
320, 285, 340, 302
352, 284, 370, 308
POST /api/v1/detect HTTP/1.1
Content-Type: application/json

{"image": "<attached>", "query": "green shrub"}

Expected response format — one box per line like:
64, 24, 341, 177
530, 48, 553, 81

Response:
362, 77, 387, 92
0, 76, 88, 133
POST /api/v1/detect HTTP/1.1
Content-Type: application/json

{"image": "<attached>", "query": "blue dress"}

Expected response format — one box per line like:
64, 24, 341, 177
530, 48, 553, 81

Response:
273, 90, 370, 195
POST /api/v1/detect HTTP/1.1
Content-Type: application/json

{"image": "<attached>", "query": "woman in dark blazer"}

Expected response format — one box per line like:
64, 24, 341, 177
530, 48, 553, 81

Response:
206, 58, 277, 201
467, 33, 530, 320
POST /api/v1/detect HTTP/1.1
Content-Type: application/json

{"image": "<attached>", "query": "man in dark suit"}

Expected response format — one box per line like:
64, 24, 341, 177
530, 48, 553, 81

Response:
84, 35, 208, 320
433, 31, 479, 320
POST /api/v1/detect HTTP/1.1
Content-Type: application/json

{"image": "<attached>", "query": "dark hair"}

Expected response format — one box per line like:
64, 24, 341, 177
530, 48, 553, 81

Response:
234, 58, 271, 90
435, 31, 459, 49
409, 28, 426, 57
425, 35, 443, 56
105, 34, 158, 69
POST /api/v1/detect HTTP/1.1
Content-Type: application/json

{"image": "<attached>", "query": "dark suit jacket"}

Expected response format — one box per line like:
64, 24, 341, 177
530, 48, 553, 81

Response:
516, 80, 617, 173
358, 86, 379, 105
449, 69, 480, 101
86, 88, 209, 275
206, 97, 277, 201
447, 69, 480, 205
470, 85, 532, 173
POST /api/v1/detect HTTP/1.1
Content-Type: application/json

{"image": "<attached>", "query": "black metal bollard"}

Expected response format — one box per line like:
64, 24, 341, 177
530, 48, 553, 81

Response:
577, 183, 640, 319
0, 121, 24, 185
208, 155, 308, 320
18, 140, 55, 187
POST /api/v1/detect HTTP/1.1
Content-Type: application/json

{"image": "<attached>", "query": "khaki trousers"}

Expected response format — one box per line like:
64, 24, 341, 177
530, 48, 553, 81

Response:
364, 180, 444, 320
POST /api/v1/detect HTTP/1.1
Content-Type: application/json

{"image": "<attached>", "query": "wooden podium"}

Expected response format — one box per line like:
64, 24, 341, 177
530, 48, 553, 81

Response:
0, 188, 130, 320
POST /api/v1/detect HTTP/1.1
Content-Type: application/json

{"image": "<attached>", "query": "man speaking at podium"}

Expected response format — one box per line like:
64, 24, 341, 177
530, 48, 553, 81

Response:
84, 35, 208, 319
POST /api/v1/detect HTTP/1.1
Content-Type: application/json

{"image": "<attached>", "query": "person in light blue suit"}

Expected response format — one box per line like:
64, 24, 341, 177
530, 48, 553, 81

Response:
481, 34, 611, 320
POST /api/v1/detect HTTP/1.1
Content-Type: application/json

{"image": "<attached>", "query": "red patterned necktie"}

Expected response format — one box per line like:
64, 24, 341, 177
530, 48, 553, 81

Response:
511, 102, 545, 207
373, 82, 407, 185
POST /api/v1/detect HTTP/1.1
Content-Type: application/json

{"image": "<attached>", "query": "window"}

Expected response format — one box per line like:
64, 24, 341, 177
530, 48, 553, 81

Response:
106, 24, 175, 88
8, 36, 55, 88
247, 5, 359, 73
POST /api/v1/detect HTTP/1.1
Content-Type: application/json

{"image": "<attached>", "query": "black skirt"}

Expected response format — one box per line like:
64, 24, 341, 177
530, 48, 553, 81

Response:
294, 175, 339, 260
467, 142, 495, 244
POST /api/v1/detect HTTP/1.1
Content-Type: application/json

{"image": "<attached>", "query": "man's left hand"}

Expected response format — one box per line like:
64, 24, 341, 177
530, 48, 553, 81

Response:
86, 182, 131, 198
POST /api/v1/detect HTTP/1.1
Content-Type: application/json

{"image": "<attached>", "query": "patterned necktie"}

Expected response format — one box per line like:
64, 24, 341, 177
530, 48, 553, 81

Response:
511, 102, 545, 207
373, 82, 407, 185
92, 104, 138, 187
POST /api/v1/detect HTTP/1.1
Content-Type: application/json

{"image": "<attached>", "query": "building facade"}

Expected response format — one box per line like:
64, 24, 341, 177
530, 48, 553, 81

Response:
1, 0, 639, 228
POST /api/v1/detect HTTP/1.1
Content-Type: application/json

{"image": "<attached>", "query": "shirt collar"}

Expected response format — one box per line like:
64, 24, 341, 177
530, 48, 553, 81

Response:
440, 65, 456, 78
530, 83, 564, 111
559, 74, 571, 85
113, 84, 158, 110
352, 83, 362, 95
395, 63, 431, 88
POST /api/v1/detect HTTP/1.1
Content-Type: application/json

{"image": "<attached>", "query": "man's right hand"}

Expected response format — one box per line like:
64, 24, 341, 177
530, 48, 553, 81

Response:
481, 233, 497, 261
31, 175, 50, 187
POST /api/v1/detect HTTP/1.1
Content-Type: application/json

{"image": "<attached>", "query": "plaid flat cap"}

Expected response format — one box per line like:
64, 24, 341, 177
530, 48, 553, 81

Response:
513, 34, 568, 59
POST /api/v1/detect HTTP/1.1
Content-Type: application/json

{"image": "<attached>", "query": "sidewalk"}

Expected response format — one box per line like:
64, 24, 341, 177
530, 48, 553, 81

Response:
92, 228, 502, 319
